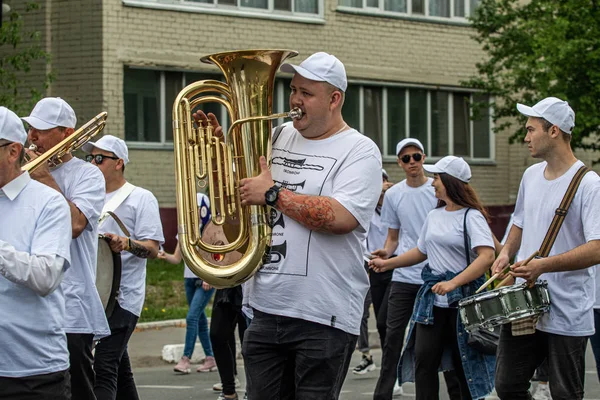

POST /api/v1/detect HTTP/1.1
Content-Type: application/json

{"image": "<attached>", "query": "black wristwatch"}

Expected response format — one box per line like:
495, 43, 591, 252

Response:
265, 185, 281, 207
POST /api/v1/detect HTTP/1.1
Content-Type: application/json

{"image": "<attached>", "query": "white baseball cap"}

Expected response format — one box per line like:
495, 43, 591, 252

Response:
280, 52, 347, 92
396, 138, 425, 156
22, 97, 77, 130
423, 156, 471, 183
516, 97, 575, 134
82, 135, 129, 165
382, 168, 389, 180
0, 107, 27, 145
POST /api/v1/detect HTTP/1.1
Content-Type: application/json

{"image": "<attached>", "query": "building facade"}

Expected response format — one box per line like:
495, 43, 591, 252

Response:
8, 0, 598, 250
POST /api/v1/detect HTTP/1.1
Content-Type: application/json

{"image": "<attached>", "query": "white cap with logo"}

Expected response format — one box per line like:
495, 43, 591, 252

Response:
281, 52, 347, 92
82, 135, 129, 165
0, 107, 27, 145
516, 97, 575, 134
396, 138, 425, 156
423, 155, 471, 183
22, 97, 77, 130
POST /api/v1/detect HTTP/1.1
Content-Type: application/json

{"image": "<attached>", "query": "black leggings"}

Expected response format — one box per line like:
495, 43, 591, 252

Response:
414, 306, 471, 400
210, 302, 247, 396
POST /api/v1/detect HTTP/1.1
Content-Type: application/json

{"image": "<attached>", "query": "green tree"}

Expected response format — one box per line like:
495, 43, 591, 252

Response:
465, 0, 600, 151
0, 2, 52, 115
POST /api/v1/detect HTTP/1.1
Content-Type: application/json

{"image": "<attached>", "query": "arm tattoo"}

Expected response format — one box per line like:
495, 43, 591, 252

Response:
128, 239, 152, 259
276, 189, 336, 232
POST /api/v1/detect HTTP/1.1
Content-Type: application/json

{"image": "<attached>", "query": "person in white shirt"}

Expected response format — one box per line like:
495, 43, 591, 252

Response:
23, 98, 110, 400
158, 193, 217, 374
352, 169, 394, 376
0, 107, 72, 400
372, 138, 459, 400
370, 155, 496, 400
492, 97, 600, 400
82, 135, 164, 400
199, 51, 382, 399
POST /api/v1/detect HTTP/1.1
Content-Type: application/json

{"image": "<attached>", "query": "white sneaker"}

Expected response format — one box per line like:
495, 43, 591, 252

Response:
532, 382, 552, 400
393, 381, 403, 397
213, 377, 241, 392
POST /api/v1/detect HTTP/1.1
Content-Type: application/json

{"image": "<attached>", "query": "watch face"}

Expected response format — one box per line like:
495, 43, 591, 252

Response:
267, 190, 277, 202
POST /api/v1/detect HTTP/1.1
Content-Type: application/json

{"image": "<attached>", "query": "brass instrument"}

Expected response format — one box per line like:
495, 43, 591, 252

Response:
22, 112, 108, 172
173, 49, 302, 288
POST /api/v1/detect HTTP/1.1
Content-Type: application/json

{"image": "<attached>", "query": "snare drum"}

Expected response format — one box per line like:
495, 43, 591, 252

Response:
459, 281, 550, 332
96, 236, 122, 318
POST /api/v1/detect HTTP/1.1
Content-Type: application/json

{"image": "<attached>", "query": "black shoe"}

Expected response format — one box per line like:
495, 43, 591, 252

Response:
352, 354, 376, 375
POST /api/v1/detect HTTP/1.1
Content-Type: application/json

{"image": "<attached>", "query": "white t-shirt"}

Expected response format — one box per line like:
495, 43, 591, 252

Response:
0, 173, 72, 377
418, 207, 494, 307
363, 208, 387, 261
100, 184, 164, 317
245, 122, 382, 335
51, 158, 110, 338
381, 178, 436, 284
513, 160, 600, 336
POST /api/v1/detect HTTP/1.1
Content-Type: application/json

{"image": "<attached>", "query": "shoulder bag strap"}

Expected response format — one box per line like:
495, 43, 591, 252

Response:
463, 207, 472, 265
272, 124, 285, 146
538, 165, 590, 257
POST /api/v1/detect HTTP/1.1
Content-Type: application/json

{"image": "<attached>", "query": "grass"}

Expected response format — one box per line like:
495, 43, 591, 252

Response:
140, 258, 210, 323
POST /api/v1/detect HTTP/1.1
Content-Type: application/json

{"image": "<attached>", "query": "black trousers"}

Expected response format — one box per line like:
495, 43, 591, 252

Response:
0, 370, 71, 400
94, 303, 139, 400
210, 301, 247, 396
373, 281, 420, 400
358, 265, 393, 352
67, 332, 96, 400
243, 310, 357, 400
495, 325, 588, 400
414, 307, 471, 400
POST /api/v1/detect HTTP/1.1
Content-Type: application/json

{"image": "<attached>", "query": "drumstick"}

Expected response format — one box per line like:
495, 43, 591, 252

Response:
476, 250, 539, 293
495, 251, 540, 289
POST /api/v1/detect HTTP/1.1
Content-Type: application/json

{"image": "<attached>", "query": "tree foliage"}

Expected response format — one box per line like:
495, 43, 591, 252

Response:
464, 0, 600, 151
0, 2, 52, 115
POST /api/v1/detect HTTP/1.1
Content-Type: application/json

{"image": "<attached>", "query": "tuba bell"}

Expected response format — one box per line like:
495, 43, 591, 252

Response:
172, 49, 302, 288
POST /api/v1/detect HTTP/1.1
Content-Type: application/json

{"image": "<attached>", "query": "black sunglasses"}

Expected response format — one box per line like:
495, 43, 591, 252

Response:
86, 154, 119, 165
0, 142, 13, 149
400, 153, 423, 164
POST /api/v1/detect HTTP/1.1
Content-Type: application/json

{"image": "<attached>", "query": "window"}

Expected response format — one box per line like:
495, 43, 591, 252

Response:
334, 82, 492, 160
338, 0, 479, 20
124, 0, 321, 20
124, 67, 228, 144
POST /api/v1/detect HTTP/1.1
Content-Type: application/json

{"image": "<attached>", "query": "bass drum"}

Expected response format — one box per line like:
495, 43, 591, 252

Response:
96, 236, 122, 318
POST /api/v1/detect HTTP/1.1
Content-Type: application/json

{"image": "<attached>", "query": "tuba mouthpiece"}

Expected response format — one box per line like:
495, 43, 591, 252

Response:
28, 144, 38, 152
289, 108, 303, 120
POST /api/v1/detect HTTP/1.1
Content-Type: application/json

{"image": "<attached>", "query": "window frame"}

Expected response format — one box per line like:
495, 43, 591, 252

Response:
125, 67, 495, 164
123, 0, 325, 25
336, 0, 477, 25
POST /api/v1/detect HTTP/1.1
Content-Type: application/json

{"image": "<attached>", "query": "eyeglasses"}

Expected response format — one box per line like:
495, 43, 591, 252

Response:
400, 153, 423, 164
0, 143, 13, 149
86, 154, 119, 165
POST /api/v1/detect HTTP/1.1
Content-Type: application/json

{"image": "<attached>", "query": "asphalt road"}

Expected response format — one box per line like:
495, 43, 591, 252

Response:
132, 347, 600, 400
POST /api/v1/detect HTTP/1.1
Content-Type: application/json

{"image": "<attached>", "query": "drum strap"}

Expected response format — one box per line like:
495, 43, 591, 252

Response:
538, 165, 590, 257
99, 182, 136, 230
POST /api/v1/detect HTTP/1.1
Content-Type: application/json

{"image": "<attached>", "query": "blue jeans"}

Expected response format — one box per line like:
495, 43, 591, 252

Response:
184, 278, 215, 358
242, 309, 357, 400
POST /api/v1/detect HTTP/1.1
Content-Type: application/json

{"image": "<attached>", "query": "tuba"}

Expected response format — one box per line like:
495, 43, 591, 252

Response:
22, 112, 108, 172
172, 49, 302, 288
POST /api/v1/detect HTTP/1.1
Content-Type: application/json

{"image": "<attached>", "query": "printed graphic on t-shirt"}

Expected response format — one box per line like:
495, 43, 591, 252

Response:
260, 147, 337, 275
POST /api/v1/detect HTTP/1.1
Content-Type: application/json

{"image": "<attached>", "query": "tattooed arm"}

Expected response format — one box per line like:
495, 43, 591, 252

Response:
275, 189, 359, 234
103, 233, 160, 259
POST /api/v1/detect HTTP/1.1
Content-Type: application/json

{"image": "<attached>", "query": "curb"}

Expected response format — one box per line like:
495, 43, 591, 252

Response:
135, 318, 187, 332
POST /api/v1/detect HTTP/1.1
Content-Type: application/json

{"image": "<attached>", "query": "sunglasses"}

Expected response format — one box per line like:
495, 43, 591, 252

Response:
400, 153, 423, 164
86, 154, 119, 165
0, 143, 13, 149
